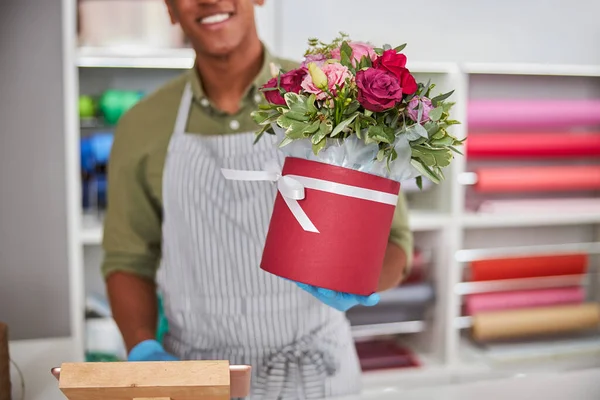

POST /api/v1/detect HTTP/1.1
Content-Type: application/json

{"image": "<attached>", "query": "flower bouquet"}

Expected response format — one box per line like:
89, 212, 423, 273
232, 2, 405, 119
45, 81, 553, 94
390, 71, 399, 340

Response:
224, 34, 464, 295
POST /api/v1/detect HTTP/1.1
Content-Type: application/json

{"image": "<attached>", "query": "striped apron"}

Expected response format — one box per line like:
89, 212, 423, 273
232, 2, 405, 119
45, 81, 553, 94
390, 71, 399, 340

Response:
157, 83, 363, 399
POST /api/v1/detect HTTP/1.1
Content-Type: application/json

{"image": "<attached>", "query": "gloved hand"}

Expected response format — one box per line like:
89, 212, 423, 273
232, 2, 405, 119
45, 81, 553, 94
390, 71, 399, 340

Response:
127, 339, 179, 362
294, 282, 380, 312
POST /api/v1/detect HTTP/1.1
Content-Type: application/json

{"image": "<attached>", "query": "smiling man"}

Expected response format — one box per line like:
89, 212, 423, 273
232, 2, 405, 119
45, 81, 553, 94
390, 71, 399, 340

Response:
101, 0, 413, 398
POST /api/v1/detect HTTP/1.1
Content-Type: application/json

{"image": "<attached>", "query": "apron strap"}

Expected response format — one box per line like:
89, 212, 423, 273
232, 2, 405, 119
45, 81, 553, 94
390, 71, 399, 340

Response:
253, 335, 337, 400
173, 82, 194, 136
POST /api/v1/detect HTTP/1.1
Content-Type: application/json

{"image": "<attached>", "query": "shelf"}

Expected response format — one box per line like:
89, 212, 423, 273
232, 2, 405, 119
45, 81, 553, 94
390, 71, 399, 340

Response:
454, 274, 589, 296
409, 212, 451, 231
81, 213, 104, 245
351, 321, 426, 339
455, 241, 600, 262
462, 62, 600, 77
77, 46, 196, 69
461, 212, 600, 229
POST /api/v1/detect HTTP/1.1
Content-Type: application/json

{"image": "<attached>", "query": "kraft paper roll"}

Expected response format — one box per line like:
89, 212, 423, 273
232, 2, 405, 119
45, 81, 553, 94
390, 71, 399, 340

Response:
473, 165, 600, 192
466, 132, 600, 158
465, 287, 585, 315
468, 100, 600, 129
0, 322, 10, 400
470, 253, 587, 281
471, 303, 600, 342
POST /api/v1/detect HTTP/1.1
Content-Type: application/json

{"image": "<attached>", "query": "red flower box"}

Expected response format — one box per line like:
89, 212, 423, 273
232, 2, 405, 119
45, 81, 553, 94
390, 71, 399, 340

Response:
260, 157, 400, 296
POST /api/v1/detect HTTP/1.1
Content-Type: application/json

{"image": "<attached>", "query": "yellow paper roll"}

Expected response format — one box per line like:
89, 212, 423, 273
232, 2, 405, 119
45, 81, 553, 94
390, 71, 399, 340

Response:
472, 303, 600, 342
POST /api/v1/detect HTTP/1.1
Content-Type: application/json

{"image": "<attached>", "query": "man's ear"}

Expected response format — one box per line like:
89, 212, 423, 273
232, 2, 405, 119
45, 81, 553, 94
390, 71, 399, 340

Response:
254, 0, 265, 6
164, 0, 178, 24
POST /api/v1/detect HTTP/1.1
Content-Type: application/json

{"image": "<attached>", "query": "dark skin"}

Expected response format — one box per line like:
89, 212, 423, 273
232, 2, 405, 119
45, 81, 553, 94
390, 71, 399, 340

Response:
106, 0, 408, 353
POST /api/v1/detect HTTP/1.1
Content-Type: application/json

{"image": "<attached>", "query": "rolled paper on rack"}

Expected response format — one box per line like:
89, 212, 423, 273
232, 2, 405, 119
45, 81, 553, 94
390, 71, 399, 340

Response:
471, 303, 600, 342
468, 100, 600, 129
470, 253, 588, 281
377, 283, 435, 306
465, 287, 585, 315
0, 323, 10, 400
477, 198, 600, 214
466, 132, 600, 158
473, 165, 600, 192
355, 340, 421, 370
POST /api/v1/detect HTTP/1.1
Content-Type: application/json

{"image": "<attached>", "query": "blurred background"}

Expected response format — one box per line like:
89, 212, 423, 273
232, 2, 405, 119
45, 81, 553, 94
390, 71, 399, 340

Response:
1, 0, 600, 399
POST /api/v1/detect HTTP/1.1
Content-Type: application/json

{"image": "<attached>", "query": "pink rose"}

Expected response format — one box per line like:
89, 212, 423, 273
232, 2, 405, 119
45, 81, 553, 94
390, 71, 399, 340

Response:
331, 42, 377, 66
301, 53, 327, 68
407, 97, 434, 122
261, 68, 307, 105
374, 49, 417, 95
356, 68, 403, 112
301, 63, 352, 100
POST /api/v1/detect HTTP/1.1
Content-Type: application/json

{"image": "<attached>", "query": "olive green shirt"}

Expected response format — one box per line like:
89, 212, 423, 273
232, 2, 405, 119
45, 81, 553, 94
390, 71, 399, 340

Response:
101, 49, 413, 281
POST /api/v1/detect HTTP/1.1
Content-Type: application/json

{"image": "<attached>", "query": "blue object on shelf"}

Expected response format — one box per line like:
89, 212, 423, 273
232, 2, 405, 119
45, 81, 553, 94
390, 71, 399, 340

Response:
81, 132, 114, 210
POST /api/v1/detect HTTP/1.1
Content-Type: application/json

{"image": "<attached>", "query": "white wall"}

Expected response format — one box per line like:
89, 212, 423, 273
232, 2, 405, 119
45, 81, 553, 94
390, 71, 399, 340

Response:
275, 0, 600, 65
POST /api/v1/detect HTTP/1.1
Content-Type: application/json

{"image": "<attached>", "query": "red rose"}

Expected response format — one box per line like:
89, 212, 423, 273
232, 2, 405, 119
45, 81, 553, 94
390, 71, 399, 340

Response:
261, 68, 306, 105
374, 49, 417, 95
356, 68, 403, 112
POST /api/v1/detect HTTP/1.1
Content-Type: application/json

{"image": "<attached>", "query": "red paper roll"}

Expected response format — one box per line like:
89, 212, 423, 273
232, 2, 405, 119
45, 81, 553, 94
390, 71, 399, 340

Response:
466, 133, 600, 158
260, 157, 400, 296
465, 287, 585, 315
470, 253, 588, 281
473, 165, 600, 192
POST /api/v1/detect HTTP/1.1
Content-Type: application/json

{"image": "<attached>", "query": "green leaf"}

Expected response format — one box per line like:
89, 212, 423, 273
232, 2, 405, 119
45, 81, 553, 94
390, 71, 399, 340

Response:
411, 148, 436, 166
312, 138, 327, 155
429, 107, 444, 122
284, 110, 310, 122
344, 100, 361, 115
278, 137, 294, 147
432, 128, 446, 140
415, 176, 423, 190
285, 121, 311, 139
376, 149, 385, 162
383, 44, 392, 51
364, 110, 373, 118
304, 119, 321, 135
284, 92, 307, 112
449, 145, 464, 156
367, 126, 395, 144
394, 43, 407, 52
414, 145, 453, 168
307, 94, 318, 115
441, 102, 456, 113
431, 90, 455, 107
251, 111, 271, 125
373, 47, 384, 56
340, 41, 353, 60
411, 159, 441, 184
405, 124, 429, 141
277, 114, 295, 129
319, 119, 333, 137
331, 112, 359, 137
431, 135, 455, 146
340, 51, 353, 70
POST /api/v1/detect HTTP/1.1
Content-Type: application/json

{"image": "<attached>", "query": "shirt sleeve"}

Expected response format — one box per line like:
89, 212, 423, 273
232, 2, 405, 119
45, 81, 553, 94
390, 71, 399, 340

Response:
100, 112, 162, 281
388, 192, 414, 280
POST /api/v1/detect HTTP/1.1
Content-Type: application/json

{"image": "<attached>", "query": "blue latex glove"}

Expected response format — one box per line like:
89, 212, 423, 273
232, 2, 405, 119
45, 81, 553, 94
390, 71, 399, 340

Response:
295, 282, 380, 312
127, 339, 179, 362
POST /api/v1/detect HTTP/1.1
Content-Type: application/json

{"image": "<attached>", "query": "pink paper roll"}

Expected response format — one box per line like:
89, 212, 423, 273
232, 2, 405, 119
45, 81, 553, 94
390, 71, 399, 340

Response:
465, 287, 585, 315
474, 165, 600, 192
468, 100, 600, 129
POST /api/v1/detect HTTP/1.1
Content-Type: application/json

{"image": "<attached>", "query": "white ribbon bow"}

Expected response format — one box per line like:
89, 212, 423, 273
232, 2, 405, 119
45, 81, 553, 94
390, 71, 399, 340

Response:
221, 160, 399, 234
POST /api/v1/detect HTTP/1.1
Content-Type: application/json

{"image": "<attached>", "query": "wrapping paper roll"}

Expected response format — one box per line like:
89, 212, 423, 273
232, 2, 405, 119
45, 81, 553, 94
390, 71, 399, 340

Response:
465, 287, 585, 315
478, 198, 600, 214
470, 253, 587, 281
378, 283, 435, 306
466, 132, 600, 158
0, 323, 10, 400
355, 340, 420, 370
468, 100, 600, 129
472, 303, 600, 342
473, 165, 600, 192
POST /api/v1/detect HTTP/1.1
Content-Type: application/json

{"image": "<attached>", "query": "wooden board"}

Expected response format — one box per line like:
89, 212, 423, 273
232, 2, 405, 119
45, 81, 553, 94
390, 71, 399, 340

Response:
58, 360, 230, 400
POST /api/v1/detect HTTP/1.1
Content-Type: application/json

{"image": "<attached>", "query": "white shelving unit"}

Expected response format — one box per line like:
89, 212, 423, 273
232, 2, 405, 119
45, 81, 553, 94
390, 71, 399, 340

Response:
64, 2, 600, 393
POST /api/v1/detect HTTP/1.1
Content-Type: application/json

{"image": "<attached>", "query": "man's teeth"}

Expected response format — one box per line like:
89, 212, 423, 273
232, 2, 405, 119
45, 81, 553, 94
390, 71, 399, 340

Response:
200, 13, 231, 24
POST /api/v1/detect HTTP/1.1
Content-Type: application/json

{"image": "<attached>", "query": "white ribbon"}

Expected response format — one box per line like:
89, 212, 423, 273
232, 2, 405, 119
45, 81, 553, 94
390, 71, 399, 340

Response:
221, 160, 399, 234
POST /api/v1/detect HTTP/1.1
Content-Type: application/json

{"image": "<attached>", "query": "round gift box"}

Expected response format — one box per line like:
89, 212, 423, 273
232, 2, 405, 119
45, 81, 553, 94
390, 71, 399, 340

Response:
260, 157, 401, 296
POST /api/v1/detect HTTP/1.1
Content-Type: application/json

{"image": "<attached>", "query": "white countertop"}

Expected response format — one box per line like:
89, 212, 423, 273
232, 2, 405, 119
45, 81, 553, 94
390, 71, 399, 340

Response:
338, 368, 600, 400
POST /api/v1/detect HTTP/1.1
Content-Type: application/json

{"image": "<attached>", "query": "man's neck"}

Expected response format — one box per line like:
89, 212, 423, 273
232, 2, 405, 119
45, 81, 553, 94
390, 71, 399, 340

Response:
195, 37, 264, 115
